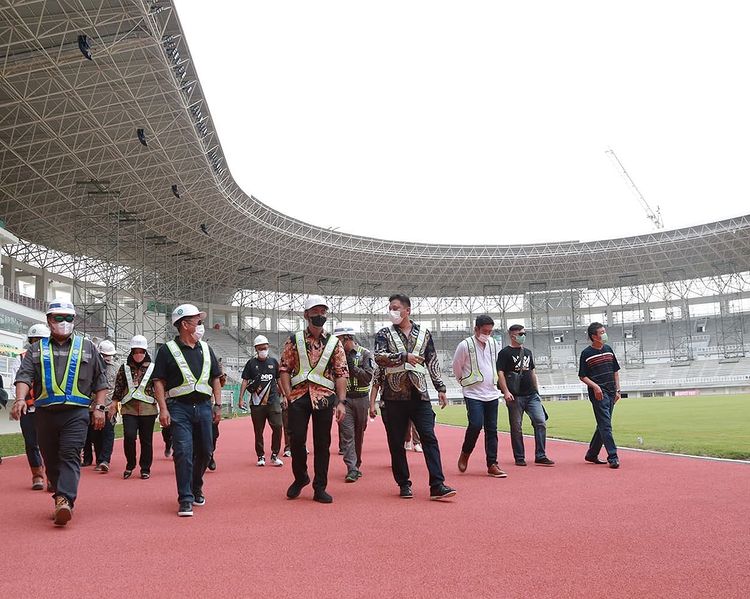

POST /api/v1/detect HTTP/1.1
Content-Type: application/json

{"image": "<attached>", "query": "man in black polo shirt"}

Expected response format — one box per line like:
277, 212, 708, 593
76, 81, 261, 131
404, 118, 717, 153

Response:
579, 322, 621, 469
153, 303, 223, 516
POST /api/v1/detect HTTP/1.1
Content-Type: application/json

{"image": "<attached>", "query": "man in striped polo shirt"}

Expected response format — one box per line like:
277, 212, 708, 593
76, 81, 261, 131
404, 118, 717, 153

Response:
578, 322, 621, 469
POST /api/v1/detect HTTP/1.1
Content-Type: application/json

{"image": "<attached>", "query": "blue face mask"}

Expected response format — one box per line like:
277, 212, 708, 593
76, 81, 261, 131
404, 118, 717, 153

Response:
600, 332, 608, 343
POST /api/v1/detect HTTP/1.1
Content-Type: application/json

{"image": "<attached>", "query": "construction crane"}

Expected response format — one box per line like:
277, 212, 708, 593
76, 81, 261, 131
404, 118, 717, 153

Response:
605, 148, 664, 230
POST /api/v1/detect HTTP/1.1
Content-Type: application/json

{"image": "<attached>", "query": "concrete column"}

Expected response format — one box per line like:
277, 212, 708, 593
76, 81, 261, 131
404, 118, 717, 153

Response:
36, 270, 49, 302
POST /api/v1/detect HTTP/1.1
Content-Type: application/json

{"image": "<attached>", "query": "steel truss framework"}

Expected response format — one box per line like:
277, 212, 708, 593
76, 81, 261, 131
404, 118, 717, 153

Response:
1, 0, 750, 365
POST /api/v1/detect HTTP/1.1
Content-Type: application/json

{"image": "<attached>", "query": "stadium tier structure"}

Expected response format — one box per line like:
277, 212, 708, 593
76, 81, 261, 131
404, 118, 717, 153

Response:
1, 1, 749, 400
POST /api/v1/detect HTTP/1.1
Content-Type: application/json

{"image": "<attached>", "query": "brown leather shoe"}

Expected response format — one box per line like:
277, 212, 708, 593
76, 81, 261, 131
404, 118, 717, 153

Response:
487, 464, 508, 478
457, 452, 470, 472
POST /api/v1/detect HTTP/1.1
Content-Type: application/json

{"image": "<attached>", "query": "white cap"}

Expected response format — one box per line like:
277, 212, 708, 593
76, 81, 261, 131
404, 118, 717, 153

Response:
171, 303, 207, 325
46, 300, 76, 316
334, 326, 356, 337
253, 334, 269, 347
27, 323, 51, 339
303, 295, 329, 311
130, 335, 148, 350
98, 340, 117, 355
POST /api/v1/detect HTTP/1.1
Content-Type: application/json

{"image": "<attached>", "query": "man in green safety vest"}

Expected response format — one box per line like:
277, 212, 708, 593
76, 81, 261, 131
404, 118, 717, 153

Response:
333, 326, 374, 483
452, 314, 506, 478
279, 295, 348, 504
12, 301, 110, 526
152, 303, 223, 517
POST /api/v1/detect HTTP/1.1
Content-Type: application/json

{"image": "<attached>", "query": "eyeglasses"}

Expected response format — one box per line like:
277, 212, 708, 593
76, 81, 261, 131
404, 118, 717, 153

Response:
52, 315, 75, 323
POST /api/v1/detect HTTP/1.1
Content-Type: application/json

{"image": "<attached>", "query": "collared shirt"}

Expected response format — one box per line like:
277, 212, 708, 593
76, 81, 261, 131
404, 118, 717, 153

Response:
14, 335, 110, 407
346, 345, 374, 398
452, 336, 501, 402
373, 321, 446, 401
151, 336, 221, 402
112, 356, 158, 416
279, 328, 349, 409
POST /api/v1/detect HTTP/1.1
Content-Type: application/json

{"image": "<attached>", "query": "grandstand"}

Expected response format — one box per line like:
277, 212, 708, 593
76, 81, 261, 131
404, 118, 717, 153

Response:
1, 0, 749, 404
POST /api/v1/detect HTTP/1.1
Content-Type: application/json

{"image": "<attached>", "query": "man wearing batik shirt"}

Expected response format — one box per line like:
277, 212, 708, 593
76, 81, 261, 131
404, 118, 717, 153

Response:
579, 322, 621, 469
279, 295, 348, 504
374, 293, 456, 501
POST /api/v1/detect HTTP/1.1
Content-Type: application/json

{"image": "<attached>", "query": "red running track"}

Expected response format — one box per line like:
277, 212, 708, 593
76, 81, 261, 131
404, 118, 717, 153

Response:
1, 417, 748, 598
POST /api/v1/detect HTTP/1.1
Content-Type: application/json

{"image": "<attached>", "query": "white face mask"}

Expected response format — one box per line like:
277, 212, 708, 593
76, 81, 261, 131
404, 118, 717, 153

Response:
51, 321, 74, 337
193, 324, 205, 341
388, 310, 403, 324
477, 334, 490, 343
257, 349, 269, 359
103, 355, 114, 364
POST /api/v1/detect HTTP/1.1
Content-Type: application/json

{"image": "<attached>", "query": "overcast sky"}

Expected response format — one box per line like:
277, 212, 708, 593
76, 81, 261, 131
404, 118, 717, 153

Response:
175, 1, 750, 245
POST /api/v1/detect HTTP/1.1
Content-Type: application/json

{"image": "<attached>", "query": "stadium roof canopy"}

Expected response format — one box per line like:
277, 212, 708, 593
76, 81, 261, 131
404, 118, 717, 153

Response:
2, 0, 750, 303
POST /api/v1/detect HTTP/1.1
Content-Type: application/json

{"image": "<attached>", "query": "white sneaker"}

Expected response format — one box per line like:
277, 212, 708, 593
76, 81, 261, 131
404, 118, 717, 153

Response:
404, 442, 413, 451
283, 449, 291, 458
414, 443, 423, 453
256, 456, 265, 467
270, 454, 284, 467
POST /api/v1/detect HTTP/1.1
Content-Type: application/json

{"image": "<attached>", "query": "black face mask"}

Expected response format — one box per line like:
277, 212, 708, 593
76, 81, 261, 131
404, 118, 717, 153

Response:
309, 314, 327, 327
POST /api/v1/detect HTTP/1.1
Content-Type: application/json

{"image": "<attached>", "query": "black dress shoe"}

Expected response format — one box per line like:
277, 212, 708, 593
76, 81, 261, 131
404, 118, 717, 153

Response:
609, 459, 620, 469
535, 457, 556, 466
514, 459, 527, 466
430, 484, 457, 501
313, 489, 333, 503
399, 485, 413, 499
585, 455, 607, 464
286, 476, 311, 499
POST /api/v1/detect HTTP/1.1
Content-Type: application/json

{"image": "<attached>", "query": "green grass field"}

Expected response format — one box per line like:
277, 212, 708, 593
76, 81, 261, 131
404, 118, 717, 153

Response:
436, 394, 750, 460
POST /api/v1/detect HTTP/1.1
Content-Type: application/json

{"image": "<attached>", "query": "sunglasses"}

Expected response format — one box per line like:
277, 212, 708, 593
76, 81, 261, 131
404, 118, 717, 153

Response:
52, 315, 75, 323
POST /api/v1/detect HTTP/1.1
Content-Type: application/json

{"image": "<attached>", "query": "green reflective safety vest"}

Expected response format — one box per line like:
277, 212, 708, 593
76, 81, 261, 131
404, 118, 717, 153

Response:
347, 347, 371, 394
165, 340, 212, 398
386, 325, 428, 375
459, 336, 499, 387
290, 332, 338, 391
35, 336, 90, 408
122, 363, 155, 404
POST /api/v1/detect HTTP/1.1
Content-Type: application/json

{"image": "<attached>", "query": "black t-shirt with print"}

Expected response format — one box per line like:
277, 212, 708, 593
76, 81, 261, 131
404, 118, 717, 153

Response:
241, 357, 280, 405
496, 346, 536, 396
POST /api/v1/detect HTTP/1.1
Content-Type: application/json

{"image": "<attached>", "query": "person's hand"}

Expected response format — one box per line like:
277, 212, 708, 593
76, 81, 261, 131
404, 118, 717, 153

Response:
504, 391, 515, 403
593, 384, 603, 401
406, 353, 424, 367
614, 390, 621, 404
438, 391, 448, 409
107, 404, 117, 421
369, 403, 378, 419
335, 402, 346, 423
159, 408, 171, 428
238, 399, 246, 411
10, 399, 27, 420
212, 405, 222, 424
92, 409, 105, 430
280, 398, 288, 409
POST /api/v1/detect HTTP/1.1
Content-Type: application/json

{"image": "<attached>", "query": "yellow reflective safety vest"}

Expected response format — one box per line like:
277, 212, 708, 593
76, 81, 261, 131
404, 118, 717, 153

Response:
165, 340, 212, 398
122, 363, 156, 404
385, 325, 428, 375
459, 336, 499, 387
290, 332, 339, 391
35, 336, 90, 408
347, 347, 371, 394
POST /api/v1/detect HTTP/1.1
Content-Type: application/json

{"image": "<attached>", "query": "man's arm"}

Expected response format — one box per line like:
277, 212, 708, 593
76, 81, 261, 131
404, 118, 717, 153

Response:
153, 379, 170, 426
423, 331, 447, 408
373, 328, 406, 368
613, 371, 621, 403
579, 375, 603, 400
211, 378, 222, 424
350, 348, 374, 385
531, 368, 540, 394
451, 341, 468, 382
238, 378, 249, 409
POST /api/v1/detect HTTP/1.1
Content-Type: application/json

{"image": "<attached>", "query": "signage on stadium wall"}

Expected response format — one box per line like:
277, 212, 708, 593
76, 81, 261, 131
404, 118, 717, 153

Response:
674, 389, 700, 396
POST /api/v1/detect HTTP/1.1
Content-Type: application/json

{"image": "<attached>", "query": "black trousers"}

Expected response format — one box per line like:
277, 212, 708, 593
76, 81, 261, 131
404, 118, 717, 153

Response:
122, 414, 157, 472
250, 404, 283, 457
383, 397, 445, 490
287, 392, 334, 492
34, 407, 89, 505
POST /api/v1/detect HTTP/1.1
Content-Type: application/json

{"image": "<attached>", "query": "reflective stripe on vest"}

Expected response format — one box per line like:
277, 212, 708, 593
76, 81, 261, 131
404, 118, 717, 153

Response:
290, 332, 338, 391
385, 325, 427, 375
347, 347, 371, 394
165, 340, 212, 398
459, 336, 499, 387
35, 336, 90, 408
123, 363, 155, 404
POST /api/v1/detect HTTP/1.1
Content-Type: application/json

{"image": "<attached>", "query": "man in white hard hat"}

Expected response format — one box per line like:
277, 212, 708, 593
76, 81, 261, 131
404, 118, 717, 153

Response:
12, 301, 110, 526
239, 334, 284, 467
10, 323, 51, 491
82, 339, 118, 473
333, 326, 374, 483
278, 295, 348, 503
152, 303, 223, 517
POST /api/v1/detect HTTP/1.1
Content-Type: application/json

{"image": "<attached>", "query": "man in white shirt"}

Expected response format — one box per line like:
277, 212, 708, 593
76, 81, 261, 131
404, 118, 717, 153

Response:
452, 315, 506, 478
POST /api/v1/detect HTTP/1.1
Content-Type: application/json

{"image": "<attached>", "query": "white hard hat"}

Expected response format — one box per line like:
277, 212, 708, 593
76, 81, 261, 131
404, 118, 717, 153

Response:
27, 323, 51, 339
303, 295, 329, 311
130, 335, 148, 350
334, 326, 356, 337
98, 340, 117, 355
253, 334, 269, 347
46, 300, 76, 316
171, 303, 207, 325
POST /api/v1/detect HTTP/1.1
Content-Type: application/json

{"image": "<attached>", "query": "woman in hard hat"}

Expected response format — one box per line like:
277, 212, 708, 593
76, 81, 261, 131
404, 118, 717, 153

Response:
82, 339, 118, 472
110, 335, 158, 479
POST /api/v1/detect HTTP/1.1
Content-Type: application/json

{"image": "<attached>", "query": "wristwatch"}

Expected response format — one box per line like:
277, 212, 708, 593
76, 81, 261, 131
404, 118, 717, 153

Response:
95, 404, 106, 412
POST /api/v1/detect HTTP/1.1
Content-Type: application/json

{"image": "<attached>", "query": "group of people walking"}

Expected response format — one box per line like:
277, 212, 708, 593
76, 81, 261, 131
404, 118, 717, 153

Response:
7, 293, 621, 526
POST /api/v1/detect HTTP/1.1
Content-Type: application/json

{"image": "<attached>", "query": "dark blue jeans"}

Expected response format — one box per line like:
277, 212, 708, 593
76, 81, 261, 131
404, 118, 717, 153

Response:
20, 410, 43, 468
587, 392, 618, 462
383, 398, 445, 490
168, 399, 214, 503
461, 398, 499, 466
506, 393, 548, 461
83, 417, 115, 465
